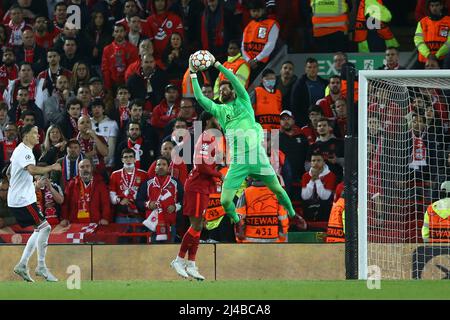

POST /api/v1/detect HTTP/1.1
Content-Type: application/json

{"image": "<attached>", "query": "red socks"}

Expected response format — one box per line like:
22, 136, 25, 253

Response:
178, 226, 201, 261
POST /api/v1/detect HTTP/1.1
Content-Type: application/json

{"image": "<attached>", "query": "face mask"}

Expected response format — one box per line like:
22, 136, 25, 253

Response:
123, 163, 135, 170
263, 79, 276, 90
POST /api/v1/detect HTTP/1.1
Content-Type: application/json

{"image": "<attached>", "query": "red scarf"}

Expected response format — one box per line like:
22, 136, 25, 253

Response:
77, 177, 93, 222
8, 20, 25, 46
12, 79, 37, 103
120, 168, 138, 211
411, 132, 427, 169
24, 48, 34, 63
2, 139, 17, 162
119, 105, 129, 129
37, 185, 59, 225
127, 137, 143, 169
112, 41, 128, 78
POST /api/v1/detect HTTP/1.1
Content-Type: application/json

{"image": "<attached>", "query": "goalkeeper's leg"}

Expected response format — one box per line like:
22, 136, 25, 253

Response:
258, 174, 296, 218
220, 187, 241, 223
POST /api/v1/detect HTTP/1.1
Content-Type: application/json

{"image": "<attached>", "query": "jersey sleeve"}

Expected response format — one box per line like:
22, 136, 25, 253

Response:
191, 74, 222, 118
16, 147, 35, 170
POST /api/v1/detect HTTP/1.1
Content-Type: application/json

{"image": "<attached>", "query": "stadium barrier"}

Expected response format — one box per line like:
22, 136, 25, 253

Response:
0, 243, 346, 281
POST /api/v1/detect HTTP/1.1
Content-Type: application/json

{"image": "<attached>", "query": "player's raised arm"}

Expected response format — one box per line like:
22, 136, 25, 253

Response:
190, 56, 221, 118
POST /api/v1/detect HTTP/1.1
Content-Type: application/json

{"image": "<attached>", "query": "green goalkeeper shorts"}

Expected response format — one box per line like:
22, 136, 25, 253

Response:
222, 160, 276, 190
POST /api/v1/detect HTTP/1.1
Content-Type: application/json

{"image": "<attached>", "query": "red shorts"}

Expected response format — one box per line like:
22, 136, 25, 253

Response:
183, 191, 210, 218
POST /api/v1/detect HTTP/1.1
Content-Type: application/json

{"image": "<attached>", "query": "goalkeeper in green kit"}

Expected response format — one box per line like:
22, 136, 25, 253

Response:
189, 51, 297, 223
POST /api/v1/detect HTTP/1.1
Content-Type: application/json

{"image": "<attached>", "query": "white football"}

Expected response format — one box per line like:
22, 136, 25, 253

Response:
191, 50, 213, 71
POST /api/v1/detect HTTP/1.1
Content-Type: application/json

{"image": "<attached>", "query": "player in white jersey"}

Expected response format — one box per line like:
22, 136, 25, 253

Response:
8, 125, 61, 282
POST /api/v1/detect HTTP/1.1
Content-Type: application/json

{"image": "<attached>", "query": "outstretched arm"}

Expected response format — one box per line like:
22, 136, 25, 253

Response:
191, 72, 221, 119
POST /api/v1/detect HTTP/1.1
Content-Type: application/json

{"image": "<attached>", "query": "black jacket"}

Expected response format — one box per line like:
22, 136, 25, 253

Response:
126, 68, 168, 109
290, 74, 328, 127
14, 44, 47, 74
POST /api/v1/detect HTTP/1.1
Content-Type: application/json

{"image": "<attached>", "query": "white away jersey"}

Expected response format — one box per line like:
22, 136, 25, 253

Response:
8, 142, 37, 207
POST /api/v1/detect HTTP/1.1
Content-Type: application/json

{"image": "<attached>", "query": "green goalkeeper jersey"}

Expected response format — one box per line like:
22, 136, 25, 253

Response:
191, 64, 265, 164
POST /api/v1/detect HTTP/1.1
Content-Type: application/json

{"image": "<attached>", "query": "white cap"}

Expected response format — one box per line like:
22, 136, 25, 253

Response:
280, 110, 294, 118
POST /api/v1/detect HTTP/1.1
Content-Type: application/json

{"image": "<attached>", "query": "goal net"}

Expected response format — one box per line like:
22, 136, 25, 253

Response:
358, 70, 450, 280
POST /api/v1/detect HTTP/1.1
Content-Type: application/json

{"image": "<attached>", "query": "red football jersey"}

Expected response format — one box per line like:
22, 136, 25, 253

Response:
184, 131, 222, 194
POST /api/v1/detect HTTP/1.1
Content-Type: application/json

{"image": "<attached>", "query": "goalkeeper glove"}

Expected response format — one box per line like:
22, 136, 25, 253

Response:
188, 54, 197, 73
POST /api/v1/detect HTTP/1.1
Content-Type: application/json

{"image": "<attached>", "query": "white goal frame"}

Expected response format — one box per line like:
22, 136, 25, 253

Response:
358, 70, 450, 280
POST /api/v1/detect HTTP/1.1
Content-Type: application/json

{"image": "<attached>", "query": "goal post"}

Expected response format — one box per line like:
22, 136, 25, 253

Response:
357, 70, 450, 280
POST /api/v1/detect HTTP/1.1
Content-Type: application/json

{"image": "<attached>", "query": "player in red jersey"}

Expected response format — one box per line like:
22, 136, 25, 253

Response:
170, 111, 223, 280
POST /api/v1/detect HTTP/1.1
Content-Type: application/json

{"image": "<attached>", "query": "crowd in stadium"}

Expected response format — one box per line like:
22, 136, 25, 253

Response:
0, 0, 449, 244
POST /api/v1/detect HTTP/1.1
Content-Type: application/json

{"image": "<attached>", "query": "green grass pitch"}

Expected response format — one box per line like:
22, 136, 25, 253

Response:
0, 280, 450, 300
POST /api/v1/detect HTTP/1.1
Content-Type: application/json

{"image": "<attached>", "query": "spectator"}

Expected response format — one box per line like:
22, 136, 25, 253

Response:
114, 121, 153, 171
42, 74, 73, 126
0, 179, 17, 233
377, 47, 406, 70
14, 28, 46, 75
275, 60, 297, 110
34, 15, 59, 50
146, 0, 184, 60
164, 98, 198, 136
127, 14, 148, 47
316, 75, 343, 121
290, 57, 328, 127
89, 98, 119, 171
148, 140, 188, 186
235, 177, 292, 243
136, 156, 183, 242
161, 117, 194, 166
115, 0, 148, 34
202, 83, 215, 101
53, 2, 68, 32
250, 68, 282, 130
279, 110, 308, 194
60, 37, 83, 71
213, 40, 250, 101
7, 87, 45, 129
102, 24, 139, 92
70, 62, 91, 93
4, 62, 45, 110
118, 99, 158, 153
35, 172, 64, 227
39, 125, 67, 165
415, 0, 450, 21
353, 0, 399, 52
162, 32, 189, 86
127, 53, 169, 116
51, 139, 84, 189
19, 110, 45, 158
150, 84, 180, 137
125, 39, 158, 81
76, 114, 109, 178
110, 147, 148, 225
201, 0, 241, 65
59, 158, 111, 226
309, 0, 350, 53
85, 11, 114, 73
169, 0, 204, 52
310, 118, 344, 181
332, 98, 348, 139
242, 0, 280, 82
301, 104, 324, 146
0, 102, 9, 141
0, 123, 19, 173
5, 5, 32, 47
37, 48, 72, 97
76, 85, 92, 113
53, 21, 90, 58
301, 151, 337, 222
57, 98, 82, 140
111, 85, 131, 129
0, 48, 19, 94
414, 0, 450, 69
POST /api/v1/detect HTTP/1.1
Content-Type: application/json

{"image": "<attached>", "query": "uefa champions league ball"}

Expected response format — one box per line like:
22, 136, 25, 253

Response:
191, 50, 213, 71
